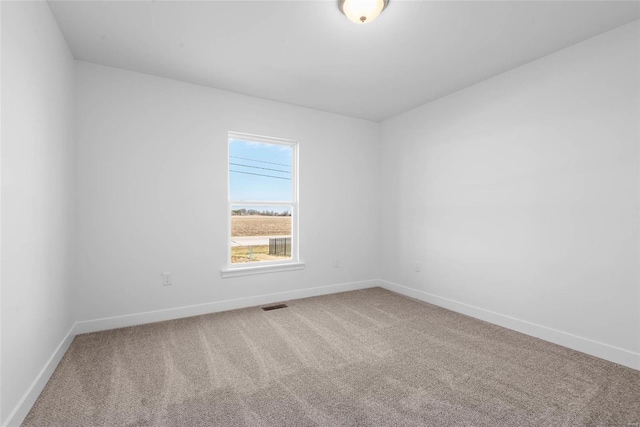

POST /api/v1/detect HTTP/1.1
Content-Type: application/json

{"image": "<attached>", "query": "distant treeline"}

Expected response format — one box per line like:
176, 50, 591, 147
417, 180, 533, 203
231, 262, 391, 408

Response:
232, 209, 291, 217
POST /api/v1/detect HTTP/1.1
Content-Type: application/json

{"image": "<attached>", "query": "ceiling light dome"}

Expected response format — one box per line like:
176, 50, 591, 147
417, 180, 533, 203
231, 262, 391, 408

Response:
339, 0, 389, 24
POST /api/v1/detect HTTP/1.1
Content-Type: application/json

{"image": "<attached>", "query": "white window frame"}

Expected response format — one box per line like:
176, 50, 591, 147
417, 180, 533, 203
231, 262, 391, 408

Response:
221, 131, 304, 278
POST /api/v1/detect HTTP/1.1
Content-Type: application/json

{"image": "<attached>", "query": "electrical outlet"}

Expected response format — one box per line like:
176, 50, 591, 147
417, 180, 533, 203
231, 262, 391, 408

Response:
415, 262, 421, 272
162, 272, 172, 286
333, 258, 339, 268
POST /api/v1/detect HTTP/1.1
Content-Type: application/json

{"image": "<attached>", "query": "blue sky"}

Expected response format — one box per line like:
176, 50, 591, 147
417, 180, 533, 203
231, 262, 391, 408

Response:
229, 139, 292, 208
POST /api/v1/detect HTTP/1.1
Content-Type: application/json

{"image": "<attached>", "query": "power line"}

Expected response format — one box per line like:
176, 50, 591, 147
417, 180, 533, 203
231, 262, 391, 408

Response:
230, 170, 291, 180
230, 155, 291, 168
230, 162, 291, 174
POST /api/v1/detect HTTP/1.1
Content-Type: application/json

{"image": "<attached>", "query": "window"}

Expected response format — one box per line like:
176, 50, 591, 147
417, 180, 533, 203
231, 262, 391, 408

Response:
222, 132, 302, 277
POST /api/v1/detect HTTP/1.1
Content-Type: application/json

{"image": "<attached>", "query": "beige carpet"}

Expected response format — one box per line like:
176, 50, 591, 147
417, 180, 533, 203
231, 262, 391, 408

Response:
23, 287, 640, 426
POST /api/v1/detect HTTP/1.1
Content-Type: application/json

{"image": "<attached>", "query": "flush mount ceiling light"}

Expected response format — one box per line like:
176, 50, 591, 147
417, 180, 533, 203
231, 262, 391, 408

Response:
339, 0, 389, 24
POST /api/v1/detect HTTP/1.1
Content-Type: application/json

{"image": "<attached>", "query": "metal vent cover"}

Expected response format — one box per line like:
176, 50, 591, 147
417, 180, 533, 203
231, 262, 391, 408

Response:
261, 303, 288, 311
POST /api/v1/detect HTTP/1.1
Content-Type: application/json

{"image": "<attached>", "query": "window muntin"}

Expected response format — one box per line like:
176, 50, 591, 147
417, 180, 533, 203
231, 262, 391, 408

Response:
227, 132, 298, 267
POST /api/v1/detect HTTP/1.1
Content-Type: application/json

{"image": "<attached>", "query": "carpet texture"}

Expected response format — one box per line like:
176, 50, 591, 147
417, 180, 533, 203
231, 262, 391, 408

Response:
23, 288, 640, 426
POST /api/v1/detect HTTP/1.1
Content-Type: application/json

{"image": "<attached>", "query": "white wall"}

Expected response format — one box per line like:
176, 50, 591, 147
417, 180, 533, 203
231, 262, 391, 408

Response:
74, 61, 380, 323
379, 21, 640, 368
1, 1, 76, 425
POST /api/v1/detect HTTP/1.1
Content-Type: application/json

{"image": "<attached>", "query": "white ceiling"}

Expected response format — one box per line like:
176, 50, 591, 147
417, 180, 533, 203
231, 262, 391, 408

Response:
48, 1, 639, 122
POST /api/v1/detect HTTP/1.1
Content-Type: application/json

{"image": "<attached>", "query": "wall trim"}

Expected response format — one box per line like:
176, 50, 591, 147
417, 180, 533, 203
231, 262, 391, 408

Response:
74, 279, 379, 335
8, 277, 637, 427
3, 324, 76, 427
6, 279, 378, 426
379, 280, 640, 371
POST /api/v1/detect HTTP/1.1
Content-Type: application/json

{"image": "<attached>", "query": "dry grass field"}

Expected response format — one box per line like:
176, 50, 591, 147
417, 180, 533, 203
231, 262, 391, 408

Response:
231, 245, 287, 263
231, 215, 291, 263
231, 215, 291, 237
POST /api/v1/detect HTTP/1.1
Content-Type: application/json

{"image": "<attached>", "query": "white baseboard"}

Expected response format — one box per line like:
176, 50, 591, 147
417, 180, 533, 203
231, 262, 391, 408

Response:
9, 278, 634, 427
380, 280, 640, 371
5, 279, 378, 426
3, 324, 76, 427
74, 279, 379, 335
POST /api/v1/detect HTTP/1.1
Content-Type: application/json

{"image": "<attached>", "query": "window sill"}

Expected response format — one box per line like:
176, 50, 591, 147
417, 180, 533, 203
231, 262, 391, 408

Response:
221, 261, 306, 278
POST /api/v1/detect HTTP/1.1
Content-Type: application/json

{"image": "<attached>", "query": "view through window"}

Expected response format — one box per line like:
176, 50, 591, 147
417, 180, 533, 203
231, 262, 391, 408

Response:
228, 132, 298, 265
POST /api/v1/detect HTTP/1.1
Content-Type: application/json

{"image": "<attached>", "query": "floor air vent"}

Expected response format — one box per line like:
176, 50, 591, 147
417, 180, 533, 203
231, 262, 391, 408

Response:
262, 303, 288, 311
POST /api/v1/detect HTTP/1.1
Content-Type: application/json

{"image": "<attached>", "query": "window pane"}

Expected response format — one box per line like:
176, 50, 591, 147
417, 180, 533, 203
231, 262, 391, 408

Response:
229, 139, 292, 202
230, 205, 292, 264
